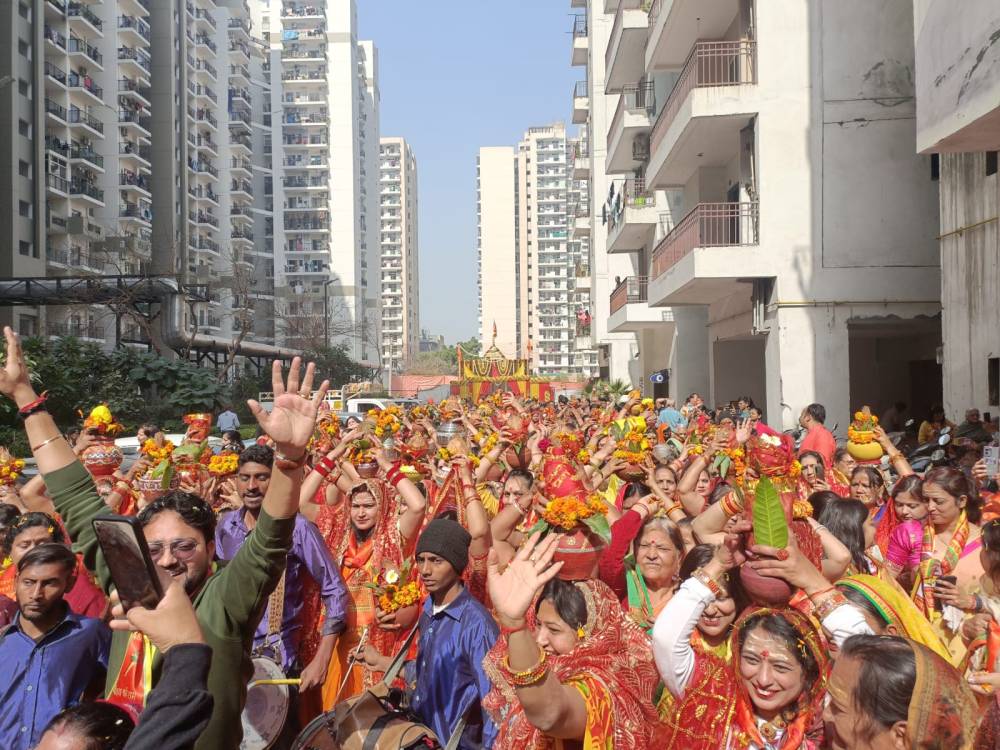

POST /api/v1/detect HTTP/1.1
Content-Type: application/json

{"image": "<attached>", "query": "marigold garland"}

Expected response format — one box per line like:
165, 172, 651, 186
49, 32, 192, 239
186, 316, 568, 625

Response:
141, 439, 176, 463
365, 562, 422, 614
208, 453, 239, 476
0, 457, 26, 485
540, 494, 608, 531
371, 405, 403, 439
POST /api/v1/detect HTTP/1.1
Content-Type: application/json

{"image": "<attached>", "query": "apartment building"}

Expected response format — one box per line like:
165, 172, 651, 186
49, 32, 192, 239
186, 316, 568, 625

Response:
379, 136, 419, 374
580, 0, 942, 427
252, 0, 380, 362
1, 0, 381, 367
0, 0, 155, 341
912, 0, 1000, 417
477, 124, 598, 377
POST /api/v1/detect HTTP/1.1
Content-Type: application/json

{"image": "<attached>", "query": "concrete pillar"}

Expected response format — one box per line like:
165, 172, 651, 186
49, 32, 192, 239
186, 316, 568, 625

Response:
670, 307, 710, 402
764, 305, 850, 432
608, 339, 635, 385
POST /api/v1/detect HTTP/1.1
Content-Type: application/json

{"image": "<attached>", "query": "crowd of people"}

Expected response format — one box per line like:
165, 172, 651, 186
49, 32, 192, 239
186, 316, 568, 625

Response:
1, 322, 999, 749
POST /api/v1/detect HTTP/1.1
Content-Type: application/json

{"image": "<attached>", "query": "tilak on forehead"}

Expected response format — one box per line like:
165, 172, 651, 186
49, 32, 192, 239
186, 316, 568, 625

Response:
744, 630, 796, 664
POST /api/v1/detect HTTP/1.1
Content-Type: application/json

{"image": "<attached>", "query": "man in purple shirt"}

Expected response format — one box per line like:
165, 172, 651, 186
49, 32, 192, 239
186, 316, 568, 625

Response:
214, 444, 347, 737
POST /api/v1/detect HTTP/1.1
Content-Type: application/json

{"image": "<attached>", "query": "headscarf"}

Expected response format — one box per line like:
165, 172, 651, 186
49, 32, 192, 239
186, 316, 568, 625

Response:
482, 579, 664, 750
907, 641, 978, 749
662, 606, 830, 750
837, 574, 953, 663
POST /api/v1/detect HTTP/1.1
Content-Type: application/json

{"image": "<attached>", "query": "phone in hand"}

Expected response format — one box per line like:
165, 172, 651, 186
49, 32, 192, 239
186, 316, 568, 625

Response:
92, 515, 164, 612
933, 574, 957, 612
985, 445, 999, 478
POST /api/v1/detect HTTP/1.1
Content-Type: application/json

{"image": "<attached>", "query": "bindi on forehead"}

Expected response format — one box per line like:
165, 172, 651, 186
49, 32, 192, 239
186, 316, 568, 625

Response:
744, 631, 795, 664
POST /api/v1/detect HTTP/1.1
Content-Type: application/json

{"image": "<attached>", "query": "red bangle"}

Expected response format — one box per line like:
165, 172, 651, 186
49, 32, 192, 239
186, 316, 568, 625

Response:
314, 464, 331, 479
18, 392, 48, 415
500, 621, 529, 637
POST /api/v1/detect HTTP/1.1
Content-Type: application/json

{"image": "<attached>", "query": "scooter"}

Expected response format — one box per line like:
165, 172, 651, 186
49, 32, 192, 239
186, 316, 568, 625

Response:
906, 426, 952, 474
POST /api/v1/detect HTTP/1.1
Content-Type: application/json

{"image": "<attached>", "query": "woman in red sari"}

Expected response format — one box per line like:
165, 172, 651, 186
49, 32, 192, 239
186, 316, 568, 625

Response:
483, 532, 664, 750
313, 446, 427, 709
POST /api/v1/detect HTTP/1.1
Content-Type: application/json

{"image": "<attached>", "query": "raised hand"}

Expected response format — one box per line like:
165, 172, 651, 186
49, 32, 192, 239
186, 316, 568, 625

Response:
247, 358, 329, 459
0, 327, 37, 407
734, 418, 753, 445
487, 531, 564, 625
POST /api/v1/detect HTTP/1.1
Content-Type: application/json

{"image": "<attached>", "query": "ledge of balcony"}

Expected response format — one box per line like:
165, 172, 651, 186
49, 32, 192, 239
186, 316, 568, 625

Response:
646, 0, 740, 71
605, 2, 649, 92
609, 277, 673, 333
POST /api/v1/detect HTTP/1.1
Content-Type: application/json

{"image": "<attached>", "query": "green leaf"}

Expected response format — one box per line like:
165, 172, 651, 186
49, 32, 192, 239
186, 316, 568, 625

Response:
160, 464, 175, 491
582, 513, 611, 542
752, 477, 788, 549
361, 582, 381, 591
718, 456, 732, 479
526, 518, 549, 537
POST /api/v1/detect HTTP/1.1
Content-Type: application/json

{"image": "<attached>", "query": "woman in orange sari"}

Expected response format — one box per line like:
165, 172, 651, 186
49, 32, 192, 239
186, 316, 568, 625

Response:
312, 446, 427, 709
483, 532, 664, 750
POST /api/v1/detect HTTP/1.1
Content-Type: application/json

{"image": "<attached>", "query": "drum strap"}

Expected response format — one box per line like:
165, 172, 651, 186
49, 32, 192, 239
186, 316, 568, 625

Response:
259, 570, 287, 661
383, 623, 419, 685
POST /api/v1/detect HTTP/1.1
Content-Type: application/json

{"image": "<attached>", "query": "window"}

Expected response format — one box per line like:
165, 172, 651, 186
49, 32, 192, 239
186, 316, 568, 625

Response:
18, 160, 28, 177
991, 358, 999, 406
987, 151, 998, 177
18, 201, 30, 218
18, 241, 30, 256
18, 119, 28, 137
18, 79, 28, 97
930, 153, 939, 181
18, 39, 28, 58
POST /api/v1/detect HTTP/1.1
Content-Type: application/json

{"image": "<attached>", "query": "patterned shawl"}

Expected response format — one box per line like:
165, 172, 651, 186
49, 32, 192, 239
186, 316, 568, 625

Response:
908, 640, 979, 749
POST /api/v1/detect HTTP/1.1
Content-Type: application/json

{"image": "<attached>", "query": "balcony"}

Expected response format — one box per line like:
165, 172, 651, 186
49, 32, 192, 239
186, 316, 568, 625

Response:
69, 145, 104, 171
47, 321, 105, 340
118, 15, 150, 43
67, 3, 103, 33
608, 276, 671, 333
647, 201, 761, 305
646, 0, 741, 70
118, 45, 152, 76
606, 178, 660, 253
67, 36, 103, 68
68, 71, 103, 103
605, 0, 649, 92
571, 15, 588, 67
647, 40, 757, 188
67, 107, 104, 135
572, 80, 589, 124
607, 82, 656, 174
69, 179, 104, 203
572, 213, 591, 239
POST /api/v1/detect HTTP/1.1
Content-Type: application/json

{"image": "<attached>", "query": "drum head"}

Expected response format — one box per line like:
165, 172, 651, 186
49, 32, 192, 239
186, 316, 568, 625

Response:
240, 658, 290, 750
291, 711, 340, 750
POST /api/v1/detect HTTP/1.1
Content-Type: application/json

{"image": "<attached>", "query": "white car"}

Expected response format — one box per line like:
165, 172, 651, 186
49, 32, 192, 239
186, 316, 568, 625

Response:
115, 434, 223, 456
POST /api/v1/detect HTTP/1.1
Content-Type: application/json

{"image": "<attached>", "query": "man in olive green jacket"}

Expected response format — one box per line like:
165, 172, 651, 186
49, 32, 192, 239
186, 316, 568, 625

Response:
0, 329, 328, 750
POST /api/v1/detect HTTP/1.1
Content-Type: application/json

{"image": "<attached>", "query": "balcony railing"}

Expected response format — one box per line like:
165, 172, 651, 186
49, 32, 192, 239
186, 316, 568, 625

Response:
68, 3, 103, 31
67, 107, 104, 134
118, 16, 151, 41
573, 80, 588, 99
70, 145, 104, 169
607, 177, 655, 230
608, 81, 656, 142
67, 36, 102, 66
47, 321, 104, 339
70, 179, 104, 201
650, 202, 760, 278
610, 276, 648, 314
44, 61, 67, 85
650, 40, 757, 156
571, 14, 587, 36
118, 45, 152, 73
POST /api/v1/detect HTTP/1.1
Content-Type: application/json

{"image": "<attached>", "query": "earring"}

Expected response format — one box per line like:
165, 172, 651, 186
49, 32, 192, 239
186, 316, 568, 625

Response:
576, 626, 586, 639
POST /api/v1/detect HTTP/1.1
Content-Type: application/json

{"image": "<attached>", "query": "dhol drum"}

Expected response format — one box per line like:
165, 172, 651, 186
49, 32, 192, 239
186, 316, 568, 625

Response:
240, 658, 291, 750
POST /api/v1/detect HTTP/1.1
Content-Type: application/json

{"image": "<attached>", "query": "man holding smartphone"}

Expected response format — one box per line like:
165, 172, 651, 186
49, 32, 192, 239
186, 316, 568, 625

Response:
0, 326, 328, 750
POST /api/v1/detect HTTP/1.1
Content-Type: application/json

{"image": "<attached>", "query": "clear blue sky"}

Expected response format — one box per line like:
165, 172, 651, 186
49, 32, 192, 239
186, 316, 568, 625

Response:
357, 0, 579, 345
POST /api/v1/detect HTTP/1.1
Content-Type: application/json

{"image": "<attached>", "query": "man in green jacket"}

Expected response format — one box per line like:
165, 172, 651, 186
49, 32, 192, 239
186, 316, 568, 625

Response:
0, 326, 328, 750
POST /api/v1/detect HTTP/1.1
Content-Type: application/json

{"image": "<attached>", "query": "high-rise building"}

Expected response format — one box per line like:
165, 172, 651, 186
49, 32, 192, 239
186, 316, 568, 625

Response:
912, 0, 1000, 417
477, 124, 598, 377
580, 0, 941, 425
379, 136, 419, 374
255, 0, 380, 362
0, 0, 381, 368
0, 0, 156, 341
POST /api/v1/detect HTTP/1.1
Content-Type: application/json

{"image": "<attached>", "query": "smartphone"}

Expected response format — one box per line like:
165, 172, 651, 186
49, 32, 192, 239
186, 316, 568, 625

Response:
92, 515, 164, 611
985, 445, 1000, 478
934, 574, 957, 612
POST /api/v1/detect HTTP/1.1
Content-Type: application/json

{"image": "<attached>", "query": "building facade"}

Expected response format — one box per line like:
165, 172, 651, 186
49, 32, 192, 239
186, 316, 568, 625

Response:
477, 125, 598, 377
0, 0, 381, 368
379, 136, 419, 374
579, 0, 942, 428
913, 0, 1000, 418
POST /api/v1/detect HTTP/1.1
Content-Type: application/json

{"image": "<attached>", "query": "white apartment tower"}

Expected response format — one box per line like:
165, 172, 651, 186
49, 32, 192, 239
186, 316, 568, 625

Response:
379, 136, 419, 373
477, 124, 598, 377
580, 0, 941, 427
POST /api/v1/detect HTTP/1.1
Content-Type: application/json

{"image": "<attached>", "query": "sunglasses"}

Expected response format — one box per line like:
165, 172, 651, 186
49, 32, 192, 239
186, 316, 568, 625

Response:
147, 538, 200, 561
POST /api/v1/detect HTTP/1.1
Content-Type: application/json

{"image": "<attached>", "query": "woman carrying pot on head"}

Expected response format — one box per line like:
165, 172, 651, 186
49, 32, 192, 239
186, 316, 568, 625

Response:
314, 443, 428, 708
598, 490, 685, 628
483, 532, 665, 750
652, 519, 872, 750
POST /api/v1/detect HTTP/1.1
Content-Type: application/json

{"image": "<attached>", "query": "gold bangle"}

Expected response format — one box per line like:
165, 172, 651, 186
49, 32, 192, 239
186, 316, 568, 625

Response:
504, 648, 549, 687
32, 434, 62, 452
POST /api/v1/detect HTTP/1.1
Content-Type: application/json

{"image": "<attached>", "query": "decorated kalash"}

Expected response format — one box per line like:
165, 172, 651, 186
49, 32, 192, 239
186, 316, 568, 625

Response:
451, 327, 556, 404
